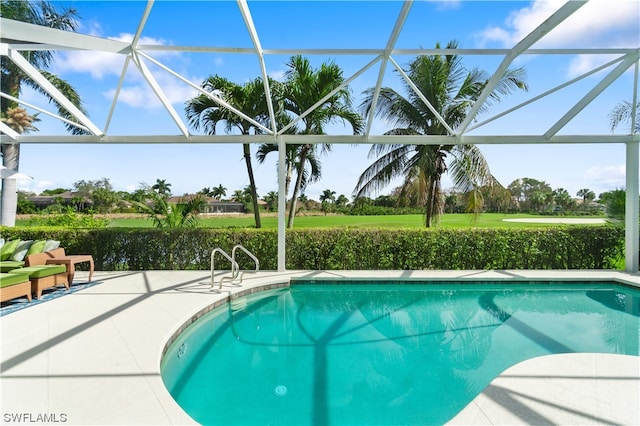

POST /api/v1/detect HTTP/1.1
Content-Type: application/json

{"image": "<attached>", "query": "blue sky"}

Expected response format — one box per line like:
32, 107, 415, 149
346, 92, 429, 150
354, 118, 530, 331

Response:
14, 0, 640, 201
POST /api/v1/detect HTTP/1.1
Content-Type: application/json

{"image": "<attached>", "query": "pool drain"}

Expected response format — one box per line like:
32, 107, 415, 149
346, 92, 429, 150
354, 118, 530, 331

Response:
177, 342, 187, 358
273, 385, 288, 397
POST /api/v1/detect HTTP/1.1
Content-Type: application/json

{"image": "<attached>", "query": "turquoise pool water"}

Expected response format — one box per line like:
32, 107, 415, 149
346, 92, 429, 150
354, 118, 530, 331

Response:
161, 282, 640, 425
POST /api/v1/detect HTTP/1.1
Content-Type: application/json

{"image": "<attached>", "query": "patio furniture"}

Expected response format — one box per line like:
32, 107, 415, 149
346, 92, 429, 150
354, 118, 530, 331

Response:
0, 239, 61, 272
45, 251, 94, 285
8, 265, 68, 299
0, 271, 32, 303
16, 248, 71, 299
0, 260, 26, 273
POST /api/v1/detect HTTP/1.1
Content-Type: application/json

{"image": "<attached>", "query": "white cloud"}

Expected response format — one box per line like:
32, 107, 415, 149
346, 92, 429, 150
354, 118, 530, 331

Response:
55, 34, 175, 79
475, 1, 639, 79
566, 54, 620, 78
268, 69, 286, 81
19, 179, 56, 194
477, 0, 639, 49
103, 70, 199, 109
53, 29, 201, 111
433, 0, 462, 12
584, 164, 626, 190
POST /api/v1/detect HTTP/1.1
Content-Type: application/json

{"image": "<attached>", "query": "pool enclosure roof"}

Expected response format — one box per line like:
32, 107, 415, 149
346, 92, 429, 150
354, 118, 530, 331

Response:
0, 0, 638, 271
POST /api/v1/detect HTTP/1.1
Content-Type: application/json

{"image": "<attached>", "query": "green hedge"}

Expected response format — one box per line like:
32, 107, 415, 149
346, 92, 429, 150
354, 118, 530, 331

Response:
0, 226, 624, 270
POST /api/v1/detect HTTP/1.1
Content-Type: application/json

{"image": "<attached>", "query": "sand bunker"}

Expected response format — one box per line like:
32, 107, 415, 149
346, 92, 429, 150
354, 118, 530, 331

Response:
502, 218, 607, 224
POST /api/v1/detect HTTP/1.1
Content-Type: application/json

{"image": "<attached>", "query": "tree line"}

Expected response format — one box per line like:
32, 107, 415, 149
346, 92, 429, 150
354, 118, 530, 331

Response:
16, 174, 628, 223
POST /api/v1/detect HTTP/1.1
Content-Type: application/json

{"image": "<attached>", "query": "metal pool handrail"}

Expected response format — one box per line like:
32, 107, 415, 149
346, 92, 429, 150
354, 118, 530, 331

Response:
210, 248, 239, 289
232, 244, 260, 273
210, 245, 260, 290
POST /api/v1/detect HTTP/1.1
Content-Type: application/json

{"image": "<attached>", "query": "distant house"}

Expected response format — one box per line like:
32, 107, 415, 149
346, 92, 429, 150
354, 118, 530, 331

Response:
167, 195, 245, 214
28, 191, 93, 210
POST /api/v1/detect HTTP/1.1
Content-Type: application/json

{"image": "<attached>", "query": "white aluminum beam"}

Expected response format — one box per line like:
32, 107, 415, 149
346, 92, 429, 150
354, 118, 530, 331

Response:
626, 60, 639, 272
457, 1, 587, 135
6, 49, 103, 136
389, 56, 455, 135
0, 122, 19, 139
237, 0, 278, 135
545, 53, 637, 139
104, 54, 132, 135
468, 55, 627, 133
3, 16, 634, 60
238, 0, 285, 269
129, 51, 190, 137
365, 0, 413, 137
277, 135, 286, 271
0, 92, 90, 133
3, 134, 636, 145
277, 56, 381, 136
0, 18, 129, 53
135, 46, 638, 56
131, 1, 155, 49
138, 51, 273, 135
625, 141, 639, 272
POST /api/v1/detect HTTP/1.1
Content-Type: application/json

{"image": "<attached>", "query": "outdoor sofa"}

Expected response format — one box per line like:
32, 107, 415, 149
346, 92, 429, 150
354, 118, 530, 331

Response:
7, 248, 69, 299
0, 240, 69, 301
0, 271, 32, 303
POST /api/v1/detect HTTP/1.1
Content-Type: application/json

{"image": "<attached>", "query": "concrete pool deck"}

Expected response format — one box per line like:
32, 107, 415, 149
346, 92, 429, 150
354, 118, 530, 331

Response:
1, 269, 639, 425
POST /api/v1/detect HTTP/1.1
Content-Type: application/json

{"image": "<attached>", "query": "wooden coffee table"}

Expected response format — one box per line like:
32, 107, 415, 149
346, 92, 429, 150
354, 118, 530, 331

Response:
46, 255, 94, 285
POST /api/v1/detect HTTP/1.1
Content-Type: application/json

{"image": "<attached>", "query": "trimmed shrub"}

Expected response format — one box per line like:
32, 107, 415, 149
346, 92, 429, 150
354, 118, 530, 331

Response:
0, 226, 624, 271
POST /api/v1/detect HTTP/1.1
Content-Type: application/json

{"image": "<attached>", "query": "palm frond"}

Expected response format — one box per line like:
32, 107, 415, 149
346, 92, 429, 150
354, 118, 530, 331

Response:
354, 145, 414, 197
609, 100, 640, 133
449, 144, 493, 193
23, 70, 89, 135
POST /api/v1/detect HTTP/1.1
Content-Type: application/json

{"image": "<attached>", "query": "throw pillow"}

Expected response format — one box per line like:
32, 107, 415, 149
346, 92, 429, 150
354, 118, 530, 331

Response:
10, 240, 33, 261
27, 240, 47, 256
43, 240, 61, 252
0, 239, 20, 261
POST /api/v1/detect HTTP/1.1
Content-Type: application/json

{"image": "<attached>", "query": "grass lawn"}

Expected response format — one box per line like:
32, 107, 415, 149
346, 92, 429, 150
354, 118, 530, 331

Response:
103, 213, 608, 229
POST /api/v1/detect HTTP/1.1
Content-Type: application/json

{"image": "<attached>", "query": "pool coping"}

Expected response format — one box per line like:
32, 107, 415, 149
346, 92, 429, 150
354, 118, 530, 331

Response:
1, 269, 639, 425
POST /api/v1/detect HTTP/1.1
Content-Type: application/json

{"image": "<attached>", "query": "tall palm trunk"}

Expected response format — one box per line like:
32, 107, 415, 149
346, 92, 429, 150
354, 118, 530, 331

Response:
285, 163, 292, 199
242, 141, 261, 228
287, 145, 310, 228
425, 150, 447, 227
1, 76, 22, 227
426, 176, 443, 227
0, 145, 20, 227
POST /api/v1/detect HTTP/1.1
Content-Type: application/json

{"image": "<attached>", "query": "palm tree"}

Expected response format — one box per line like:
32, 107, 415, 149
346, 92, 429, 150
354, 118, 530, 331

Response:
1, 0, 87, 226
185, 76, 270, 228
609, 100, 640, 133
319, 189, 336, 203
278, 55, 364, 228
262, 191, 278, 212
198, 187, 212, 196
577, 188, 595, 205
256, 141, 322, 209
355, 41, 528, 227
133, 192, 205, 228
319, 188, 336, 215
335, 194, 349, 209
232, 189, 244, 203
211, 184, 226, 200
151, 179, 172, 197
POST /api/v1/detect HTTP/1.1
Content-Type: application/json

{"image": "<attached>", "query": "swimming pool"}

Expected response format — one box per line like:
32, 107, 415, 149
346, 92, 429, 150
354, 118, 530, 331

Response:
161, 281, 640, 425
